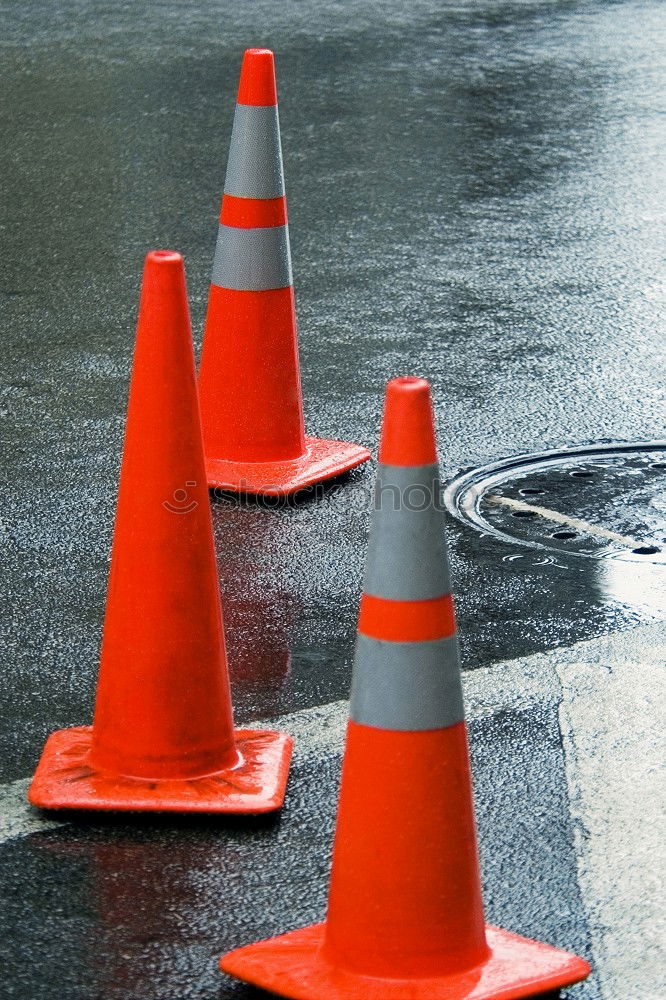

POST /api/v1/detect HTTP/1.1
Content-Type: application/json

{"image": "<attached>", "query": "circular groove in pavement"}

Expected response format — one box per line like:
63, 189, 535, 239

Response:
444, 441, 666, 563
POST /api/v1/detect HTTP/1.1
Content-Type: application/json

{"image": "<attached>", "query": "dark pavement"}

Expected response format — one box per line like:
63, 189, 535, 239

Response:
1, 2, 665, 998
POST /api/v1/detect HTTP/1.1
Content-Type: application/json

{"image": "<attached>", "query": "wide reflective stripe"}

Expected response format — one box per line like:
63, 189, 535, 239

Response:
350, 634, 465, 731
224, 104, 285, 199
211, 224, 292, 291
364, 464, 451, 601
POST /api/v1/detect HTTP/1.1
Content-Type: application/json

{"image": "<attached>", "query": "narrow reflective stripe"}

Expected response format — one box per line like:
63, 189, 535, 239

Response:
350, 634, 465, 731
224, 105, 284, 199
357, 593, 456, 642
211, 224, 292, 291
220, 195, 287, 229
364, 464, 451, 601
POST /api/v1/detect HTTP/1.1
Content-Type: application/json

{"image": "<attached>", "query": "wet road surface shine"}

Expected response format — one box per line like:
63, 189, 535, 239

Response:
1, 1, 665, 998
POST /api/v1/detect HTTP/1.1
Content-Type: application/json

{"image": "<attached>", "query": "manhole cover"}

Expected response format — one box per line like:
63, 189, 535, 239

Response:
444, 442, 666, 563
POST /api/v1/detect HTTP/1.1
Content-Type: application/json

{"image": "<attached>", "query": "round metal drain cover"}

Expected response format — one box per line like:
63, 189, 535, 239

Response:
444, 441, 666, 563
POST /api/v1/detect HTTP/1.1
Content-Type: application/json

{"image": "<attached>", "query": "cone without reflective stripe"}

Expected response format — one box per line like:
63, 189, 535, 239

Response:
28, 251, 292, 814
220, 377, 591, 996
198, 48, 370, 495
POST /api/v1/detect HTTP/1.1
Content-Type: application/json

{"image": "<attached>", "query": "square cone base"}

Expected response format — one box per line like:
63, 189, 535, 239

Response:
28, 726, 292, 814
205, 437, 371, 496
220, 923, 591, 1000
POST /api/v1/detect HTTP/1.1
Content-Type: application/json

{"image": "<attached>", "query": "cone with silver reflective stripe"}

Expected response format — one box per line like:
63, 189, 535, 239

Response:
28, 251, 292, 814
220, 376, 591, 997
198, 48, 370, 495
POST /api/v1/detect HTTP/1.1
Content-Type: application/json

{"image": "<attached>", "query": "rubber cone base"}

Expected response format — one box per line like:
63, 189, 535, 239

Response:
220, 923, 591, 1000
206, 437, 371, 496
28, 726, 292, 814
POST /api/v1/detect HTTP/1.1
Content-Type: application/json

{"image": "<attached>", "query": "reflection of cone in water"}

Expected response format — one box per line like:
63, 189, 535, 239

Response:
92, 841, 193, 998
28, 251, 292, 814
224, 589, 292, 704
221, 377, 591, 997
214, 505, 294, 713
198, 48, 370, 495
39, 835, 217, 1000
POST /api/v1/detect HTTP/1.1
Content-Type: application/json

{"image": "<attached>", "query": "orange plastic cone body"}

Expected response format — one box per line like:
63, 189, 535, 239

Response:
198, 49, 370, 495
28, 251, 292, 813
325, 723, 488, 978
220, 377, 591, 996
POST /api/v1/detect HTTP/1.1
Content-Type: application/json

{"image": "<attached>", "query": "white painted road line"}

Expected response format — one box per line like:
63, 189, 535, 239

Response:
2, 621, 664, 864
486, 494, 642, 549
0, 656, 559, 845
558, 658, 666, 1000
0, 778, 65, 842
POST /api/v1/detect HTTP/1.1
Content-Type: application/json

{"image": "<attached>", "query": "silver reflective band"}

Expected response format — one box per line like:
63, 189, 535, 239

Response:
224, 104, 285, 199
350, 634, 465, 731
363, 464, 451, 601
211, 224, 293, 291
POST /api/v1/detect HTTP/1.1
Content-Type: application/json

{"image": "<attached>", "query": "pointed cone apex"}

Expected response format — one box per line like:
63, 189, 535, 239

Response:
237, 48, 278, 106
219, 378, 591, 996
379, 376, 437, 466
198, 48, 370, 496
28, 251, 292, 814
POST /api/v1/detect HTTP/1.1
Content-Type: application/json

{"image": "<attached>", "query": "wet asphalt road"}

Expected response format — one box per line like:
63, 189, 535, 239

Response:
1, 1, 665, 998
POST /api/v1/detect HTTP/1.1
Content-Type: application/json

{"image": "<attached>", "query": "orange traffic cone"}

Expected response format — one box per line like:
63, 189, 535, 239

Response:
220, 377, 591, 996
28, 251, 292, 813
198, 48, 370, 496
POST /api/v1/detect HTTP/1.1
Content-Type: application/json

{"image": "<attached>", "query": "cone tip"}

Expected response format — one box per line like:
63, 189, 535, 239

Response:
140, 251, 188, 310
388, 375, 430, 395
237, 48, 277, 106
142, 251, 186, 291
145, 250, 183, 268
378, 376, 438, 467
